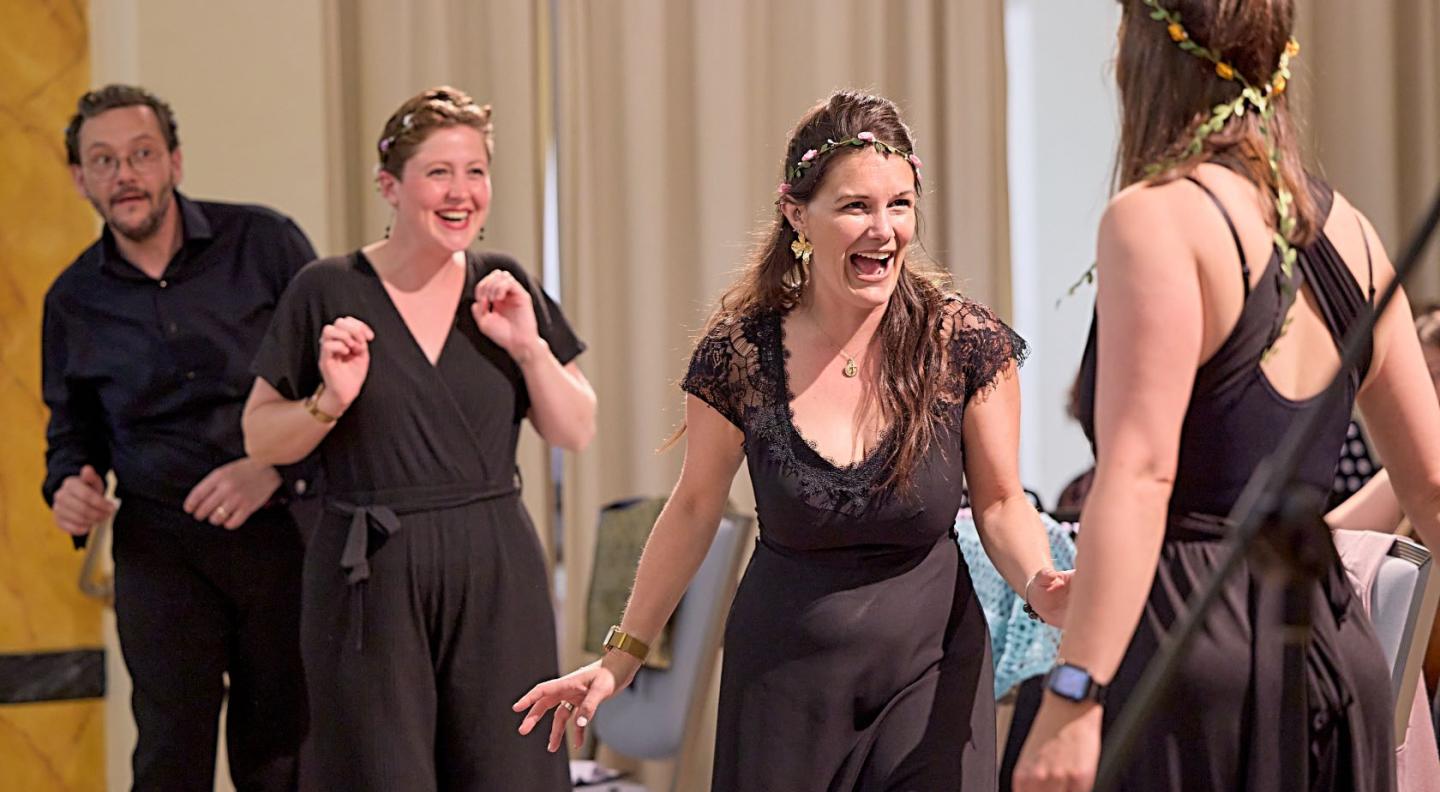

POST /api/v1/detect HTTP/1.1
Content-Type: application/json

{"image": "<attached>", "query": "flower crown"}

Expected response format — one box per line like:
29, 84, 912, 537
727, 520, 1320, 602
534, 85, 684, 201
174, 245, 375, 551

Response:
1141, 0, 1302, 354
1142, 0, 1298, 164
377, 100, 492, 158
378, 112, 414, 156
777, 131, 923, 196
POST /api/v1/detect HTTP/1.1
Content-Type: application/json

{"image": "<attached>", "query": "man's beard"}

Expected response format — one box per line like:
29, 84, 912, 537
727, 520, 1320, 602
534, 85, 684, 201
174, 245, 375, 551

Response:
98, 180, 175, 244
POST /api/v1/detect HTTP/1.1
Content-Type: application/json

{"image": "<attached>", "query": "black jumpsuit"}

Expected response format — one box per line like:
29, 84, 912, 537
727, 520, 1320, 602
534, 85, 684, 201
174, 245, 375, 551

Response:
253, 249, 580, 791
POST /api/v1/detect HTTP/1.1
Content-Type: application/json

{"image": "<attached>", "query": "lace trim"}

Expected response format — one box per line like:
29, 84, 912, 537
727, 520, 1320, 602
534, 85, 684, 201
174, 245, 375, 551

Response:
680, 297, 1027, 516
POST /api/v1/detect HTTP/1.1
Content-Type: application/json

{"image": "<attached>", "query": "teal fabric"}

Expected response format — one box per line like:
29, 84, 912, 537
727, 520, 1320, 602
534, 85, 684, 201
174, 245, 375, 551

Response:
955, 509, 1077, 698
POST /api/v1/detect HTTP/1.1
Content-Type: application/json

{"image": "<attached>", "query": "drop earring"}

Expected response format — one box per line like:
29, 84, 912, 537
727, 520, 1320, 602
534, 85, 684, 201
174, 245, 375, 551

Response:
790, 231, 813, 265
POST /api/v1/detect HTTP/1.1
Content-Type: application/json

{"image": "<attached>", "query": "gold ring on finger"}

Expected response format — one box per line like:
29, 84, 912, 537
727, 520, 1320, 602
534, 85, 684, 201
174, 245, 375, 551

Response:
560, 700, 575, 712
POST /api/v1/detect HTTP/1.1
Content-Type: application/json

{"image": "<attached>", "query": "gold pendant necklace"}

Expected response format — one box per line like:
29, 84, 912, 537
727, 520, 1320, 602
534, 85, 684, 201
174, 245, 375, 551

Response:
806, 310, 861, 378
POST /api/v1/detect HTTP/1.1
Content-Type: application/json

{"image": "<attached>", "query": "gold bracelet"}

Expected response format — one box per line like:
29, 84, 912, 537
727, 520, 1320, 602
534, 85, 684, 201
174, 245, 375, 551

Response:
303, 383, 339, 424
603, 625, 650, 663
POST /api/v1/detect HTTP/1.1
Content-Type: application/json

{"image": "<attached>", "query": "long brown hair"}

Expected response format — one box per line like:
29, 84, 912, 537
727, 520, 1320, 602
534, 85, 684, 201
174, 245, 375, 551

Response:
687, 90, 953, 494
1115, 0, 1318, 245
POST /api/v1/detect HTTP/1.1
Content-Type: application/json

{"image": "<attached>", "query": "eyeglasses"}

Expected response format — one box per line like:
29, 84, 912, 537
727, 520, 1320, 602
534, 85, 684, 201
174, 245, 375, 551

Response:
82, 145, 166, 181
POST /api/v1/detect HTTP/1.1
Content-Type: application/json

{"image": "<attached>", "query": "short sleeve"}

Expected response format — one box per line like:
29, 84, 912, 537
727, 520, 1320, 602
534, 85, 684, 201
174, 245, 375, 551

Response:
943, 297, 1029, 407
680, 317, 749, 430
251, 259, 333, 401
481, 253, 586, 365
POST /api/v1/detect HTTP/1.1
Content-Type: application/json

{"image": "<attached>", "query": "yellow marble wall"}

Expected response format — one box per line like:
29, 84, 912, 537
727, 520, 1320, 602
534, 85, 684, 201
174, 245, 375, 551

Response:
0, 0, 105, 788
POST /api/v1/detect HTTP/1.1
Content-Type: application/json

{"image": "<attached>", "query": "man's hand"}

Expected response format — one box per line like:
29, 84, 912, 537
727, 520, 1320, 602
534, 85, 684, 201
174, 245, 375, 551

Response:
52, 465, 115, 537
183, 457, 282, 529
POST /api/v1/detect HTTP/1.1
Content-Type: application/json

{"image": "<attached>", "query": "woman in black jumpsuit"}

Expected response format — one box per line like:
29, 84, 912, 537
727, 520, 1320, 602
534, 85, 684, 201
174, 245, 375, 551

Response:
244, 87, 593, 791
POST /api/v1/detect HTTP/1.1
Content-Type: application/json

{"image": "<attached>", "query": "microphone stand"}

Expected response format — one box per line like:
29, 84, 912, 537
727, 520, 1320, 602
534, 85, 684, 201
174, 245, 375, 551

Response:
1094, 182, 1440, 791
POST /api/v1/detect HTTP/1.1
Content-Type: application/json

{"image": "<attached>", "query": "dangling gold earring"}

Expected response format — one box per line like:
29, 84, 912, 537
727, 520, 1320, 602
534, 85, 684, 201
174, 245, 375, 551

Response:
478, 226, 486, 241
790, 232, 813, 265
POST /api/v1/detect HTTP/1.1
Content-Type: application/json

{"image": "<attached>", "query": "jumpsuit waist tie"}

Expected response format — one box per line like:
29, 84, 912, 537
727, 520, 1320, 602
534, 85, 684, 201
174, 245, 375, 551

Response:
326, 478, 521, 650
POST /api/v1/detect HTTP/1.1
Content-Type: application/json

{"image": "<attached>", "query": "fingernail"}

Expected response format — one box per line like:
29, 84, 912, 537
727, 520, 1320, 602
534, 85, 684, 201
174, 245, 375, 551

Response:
576, 716, 587, 727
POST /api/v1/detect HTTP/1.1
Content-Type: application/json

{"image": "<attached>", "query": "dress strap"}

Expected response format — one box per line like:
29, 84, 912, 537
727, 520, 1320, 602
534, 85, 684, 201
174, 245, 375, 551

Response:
1355, 212, 1377, 305
1185, 176, 1251, 298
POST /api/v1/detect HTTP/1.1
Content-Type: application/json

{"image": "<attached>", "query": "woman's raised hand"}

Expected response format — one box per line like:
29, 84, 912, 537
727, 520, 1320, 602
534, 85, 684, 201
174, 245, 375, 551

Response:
318, 316, 374, 410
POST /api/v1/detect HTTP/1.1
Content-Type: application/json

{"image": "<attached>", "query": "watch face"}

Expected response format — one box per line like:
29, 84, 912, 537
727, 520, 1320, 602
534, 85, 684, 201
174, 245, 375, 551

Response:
1050, 665, 1091, 701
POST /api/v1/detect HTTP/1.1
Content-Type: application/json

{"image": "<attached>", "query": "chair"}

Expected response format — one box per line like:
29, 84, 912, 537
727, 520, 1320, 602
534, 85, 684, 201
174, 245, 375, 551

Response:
1432, 678, 1439, 753
1368, 535, 1440, 742
587, 500, 753, 789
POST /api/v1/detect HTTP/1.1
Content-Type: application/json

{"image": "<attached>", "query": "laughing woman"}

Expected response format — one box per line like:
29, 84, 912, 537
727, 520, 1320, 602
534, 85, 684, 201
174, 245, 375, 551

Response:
515, 89, 1069, 791
243, 86, 593, 791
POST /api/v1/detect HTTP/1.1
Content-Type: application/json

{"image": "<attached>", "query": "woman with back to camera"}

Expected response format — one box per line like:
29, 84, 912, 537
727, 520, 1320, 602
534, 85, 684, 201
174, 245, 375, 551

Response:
1014, 2, 1440, 790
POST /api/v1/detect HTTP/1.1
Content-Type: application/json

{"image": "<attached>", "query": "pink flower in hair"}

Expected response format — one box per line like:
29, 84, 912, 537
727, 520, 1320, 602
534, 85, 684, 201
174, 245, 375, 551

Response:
801, 149, 818, 162
908, 154, 923, 169
857, 131, 876, 142
777, 182, 792, 195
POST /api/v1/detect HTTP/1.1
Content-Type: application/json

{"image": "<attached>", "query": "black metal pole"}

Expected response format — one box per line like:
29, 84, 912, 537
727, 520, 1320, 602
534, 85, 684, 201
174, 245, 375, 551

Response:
1280, 577, 1312, 791
1093, 182, 1440, 791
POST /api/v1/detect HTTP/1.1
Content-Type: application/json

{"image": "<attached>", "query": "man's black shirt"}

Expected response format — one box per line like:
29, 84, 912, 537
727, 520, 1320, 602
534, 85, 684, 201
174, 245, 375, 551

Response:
42, 192, 317, 515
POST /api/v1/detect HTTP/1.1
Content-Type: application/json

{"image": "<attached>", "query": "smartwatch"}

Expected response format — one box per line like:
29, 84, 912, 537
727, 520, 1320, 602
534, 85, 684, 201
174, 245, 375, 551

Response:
1044, 662, 1108, 705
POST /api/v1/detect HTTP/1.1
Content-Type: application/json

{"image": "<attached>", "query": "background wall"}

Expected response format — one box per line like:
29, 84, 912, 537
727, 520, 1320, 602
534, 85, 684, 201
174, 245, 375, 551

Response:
89, 0, 337, 253
1005, 0, 1121, 507
0, 0, 106, 789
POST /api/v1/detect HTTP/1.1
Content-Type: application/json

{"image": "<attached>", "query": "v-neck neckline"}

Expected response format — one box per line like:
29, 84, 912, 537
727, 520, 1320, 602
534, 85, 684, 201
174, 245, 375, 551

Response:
357, 249, 469, 369
775, 310, 894, 473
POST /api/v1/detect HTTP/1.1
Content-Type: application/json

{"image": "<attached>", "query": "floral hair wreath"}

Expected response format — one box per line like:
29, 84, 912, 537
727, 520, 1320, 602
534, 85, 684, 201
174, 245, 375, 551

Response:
377, 113, 412, 155
376, 100, 492, 158
776, 130, 923, 197
1069, 0, 1302, 354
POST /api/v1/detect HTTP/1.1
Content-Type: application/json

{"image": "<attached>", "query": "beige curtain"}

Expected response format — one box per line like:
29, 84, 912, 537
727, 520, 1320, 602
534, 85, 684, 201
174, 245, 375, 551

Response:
556, 1, 1010, 786
322, 0, 559, 552
1294, 0, 1440, 299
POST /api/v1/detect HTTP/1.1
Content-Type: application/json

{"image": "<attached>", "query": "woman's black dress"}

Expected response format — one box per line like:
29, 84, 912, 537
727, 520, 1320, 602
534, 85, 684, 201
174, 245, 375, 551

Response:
682, 296, 1027, 791
1075, 177, 1395, 791
253, 250, 582, 791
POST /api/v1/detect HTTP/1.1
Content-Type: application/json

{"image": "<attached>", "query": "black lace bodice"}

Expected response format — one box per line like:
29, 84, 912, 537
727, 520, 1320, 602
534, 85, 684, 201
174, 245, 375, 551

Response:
681, 296, 1027, 551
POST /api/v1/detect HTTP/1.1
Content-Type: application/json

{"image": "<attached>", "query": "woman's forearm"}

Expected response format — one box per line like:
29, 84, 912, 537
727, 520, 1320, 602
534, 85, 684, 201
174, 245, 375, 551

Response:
974, 494, 1055, 596
242, 388, 342, 465
517, 339, 596, 451
616, 491, 728, 646
1053, 470, 1169, 682
1325, 469, 1404, 534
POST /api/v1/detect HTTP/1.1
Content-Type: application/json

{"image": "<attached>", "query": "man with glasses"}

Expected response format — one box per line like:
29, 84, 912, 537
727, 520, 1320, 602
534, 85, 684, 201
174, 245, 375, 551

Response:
42, 84, 314, 790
